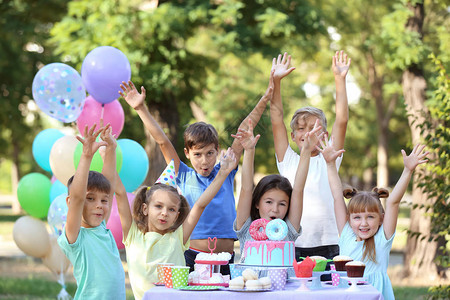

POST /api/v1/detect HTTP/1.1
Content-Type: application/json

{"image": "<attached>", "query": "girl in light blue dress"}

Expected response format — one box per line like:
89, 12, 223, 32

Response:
319, 138, 428, 300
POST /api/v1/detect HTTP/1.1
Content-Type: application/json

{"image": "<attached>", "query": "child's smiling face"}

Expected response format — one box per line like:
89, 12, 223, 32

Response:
184, 143, 218, 177
256, 188, 289, 221
143, 189, 180, 234
349, 210, 383, 241
291, 116, 325, 155
80, 189, 111, 228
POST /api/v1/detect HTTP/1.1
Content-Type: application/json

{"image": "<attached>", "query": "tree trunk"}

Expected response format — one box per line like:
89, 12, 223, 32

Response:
402, 2, 444, 281
11, 136, 22, 214
143, 96, 180, 185
366, 52, 389, 189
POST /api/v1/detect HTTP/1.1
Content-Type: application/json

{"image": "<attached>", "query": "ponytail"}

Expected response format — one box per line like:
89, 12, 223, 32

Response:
133, 186, 150, 233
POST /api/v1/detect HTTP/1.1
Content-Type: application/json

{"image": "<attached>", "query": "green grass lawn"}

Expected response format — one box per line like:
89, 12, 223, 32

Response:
0, 276, 135, 300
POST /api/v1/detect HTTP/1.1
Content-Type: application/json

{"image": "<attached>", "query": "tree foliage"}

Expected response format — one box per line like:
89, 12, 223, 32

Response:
416, 54, 450, 269
0, 0, 69, 179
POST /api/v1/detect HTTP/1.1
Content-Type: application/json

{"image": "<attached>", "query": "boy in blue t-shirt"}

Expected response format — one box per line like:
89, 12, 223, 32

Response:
58, 124, 125, 299
119, 75, 274, 274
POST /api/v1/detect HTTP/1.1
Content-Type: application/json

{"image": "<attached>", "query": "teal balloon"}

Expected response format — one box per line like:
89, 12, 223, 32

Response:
73, 143, 123, 172
118, 139, 149, 192
32, 129, 64, 172
49, 180, 68, 203
17, 173, 51, 218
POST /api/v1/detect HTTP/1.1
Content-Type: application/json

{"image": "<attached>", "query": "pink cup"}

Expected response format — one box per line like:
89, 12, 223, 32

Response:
163, 266, 173, 288
157, 263, 174, 284
268, 267, 288, 290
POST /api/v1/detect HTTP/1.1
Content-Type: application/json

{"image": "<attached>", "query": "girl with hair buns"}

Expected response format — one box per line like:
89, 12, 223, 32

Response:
319, 136, 428, 300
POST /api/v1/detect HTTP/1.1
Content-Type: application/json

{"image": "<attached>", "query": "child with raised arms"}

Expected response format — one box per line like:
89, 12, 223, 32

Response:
113, 145, 236, 300
270, 51, 351, 260
58, 124, 126, 300
233, 118, 322, 265
320, 137, 428, 300
119, 72, 274, 274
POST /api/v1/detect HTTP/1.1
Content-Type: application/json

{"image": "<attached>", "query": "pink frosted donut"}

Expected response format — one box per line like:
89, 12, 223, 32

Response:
249, 218, 269, 241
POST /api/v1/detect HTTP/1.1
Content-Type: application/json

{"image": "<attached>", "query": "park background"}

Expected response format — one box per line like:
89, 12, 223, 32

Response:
0, 0, 448, 299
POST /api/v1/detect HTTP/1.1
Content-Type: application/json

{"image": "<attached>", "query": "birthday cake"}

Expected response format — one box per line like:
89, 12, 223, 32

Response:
241, 219, 295, 266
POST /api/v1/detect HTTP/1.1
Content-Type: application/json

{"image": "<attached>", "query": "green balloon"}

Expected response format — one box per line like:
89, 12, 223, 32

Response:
73, 143, 123, 173
17, 173, 51, 218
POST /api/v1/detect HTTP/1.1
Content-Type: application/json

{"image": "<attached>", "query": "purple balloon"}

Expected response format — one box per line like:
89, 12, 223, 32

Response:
81, 46, 131, 104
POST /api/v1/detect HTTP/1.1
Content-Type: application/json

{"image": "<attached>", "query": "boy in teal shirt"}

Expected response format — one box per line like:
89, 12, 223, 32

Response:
58, 124, 125, 299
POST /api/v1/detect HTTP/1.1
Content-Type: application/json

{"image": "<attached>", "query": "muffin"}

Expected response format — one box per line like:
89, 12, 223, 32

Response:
345, 261, 366, 277
333, 255, 353, 271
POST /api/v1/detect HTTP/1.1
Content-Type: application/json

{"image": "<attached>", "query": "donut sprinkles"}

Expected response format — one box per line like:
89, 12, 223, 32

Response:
249, 218, 269, 241
265, 219, 288, 241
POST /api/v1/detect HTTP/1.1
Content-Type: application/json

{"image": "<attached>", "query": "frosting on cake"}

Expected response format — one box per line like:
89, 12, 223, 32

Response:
242, 240, 294, 266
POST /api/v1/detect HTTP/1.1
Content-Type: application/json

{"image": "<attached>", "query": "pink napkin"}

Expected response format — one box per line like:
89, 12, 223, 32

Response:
330, 264, 339, 286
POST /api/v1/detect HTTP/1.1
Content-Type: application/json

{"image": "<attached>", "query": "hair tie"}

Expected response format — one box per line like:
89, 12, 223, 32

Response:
147, 186, 151, 191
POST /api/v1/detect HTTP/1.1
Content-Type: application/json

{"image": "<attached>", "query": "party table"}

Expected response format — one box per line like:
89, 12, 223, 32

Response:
142, 281, 384, 300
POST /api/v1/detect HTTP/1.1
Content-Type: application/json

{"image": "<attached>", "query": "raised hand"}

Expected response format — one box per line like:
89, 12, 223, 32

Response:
272, 52, 296, 81
77, 124, 107, 158
219, 147, 237, 173
98, 124, 116, 161
100, 123, 117, 149
231, 119, 260, 151
119, 80, 146, 110
317, 133, 345, 164
402, 144, 429, 171
302, 119, 322, 152
332, 50, 351, 78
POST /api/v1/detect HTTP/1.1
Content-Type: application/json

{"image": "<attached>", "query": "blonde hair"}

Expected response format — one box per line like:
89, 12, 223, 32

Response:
290, 107, 327, 131
133, 184, 190, 233
344, 187, 389, 263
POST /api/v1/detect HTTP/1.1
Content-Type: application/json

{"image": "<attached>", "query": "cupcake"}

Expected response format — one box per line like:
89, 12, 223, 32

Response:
310, 256, 328, 272
293, 256, 316, 278
333, 255, 353, 271
345, 261, 366, 277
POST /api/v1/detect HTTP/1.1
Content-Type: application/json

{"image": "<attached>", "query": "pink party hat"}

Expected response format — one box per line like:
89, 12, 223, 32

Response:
155, 159, 177, 188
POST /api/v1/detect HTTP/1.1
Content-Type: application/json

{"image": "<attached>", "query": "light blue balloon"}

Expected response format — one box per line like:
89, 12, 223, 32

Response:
49, 180, 68, 203
47, 193, 68, 237
118, 139, 149, 192
32, 63, 86, 123
32, 129, 64, 172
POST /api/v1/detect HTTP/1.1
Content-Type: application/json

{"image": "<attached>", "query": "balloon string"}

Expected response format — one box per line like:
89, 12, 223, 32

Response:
100, 104, 105, 121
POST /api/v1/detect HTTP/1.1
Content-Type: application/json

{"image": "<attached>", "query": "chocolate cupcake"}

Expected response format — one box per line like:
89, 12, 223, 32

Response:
345, 261, 365, 278
333, 255, 353, 271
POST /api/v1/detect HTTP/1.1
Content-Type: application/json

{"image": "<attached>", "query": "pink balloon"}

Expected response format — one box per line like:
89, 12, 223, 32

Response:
107, 193, 134, 250
77, 96, 124, 137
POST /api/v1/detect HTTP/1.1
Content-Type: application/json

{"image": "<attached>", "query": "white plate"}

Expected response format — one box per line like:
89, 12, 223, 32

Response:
225, 288, 272, 292
177, 286, 222, 291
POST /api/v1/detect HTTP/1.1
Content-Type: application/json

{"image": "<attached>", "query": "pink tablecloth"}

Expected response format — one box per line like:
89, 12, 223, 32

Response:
142, 281, 384, 300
